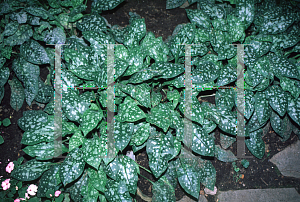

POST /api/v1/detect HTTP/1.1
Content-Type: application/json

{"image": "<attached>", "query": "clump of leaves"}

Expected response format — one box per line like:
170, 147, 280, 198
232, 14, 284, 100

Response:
1, 0, 300, 202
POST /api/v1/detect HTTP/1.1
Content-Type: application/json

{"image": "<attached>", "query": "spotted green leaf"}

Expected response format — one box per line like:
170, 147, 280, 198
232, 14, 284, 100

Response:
69, 130, 84, 152
220, 132, 236, 149
153, 62, 185, 80
80, 109, 103, 136
168, 23, 195, 58
115, 96, 146, 122
218, 108, 237, 136
235, 0, 255, 30
256, 6, 296, 34
132, 122, 150, 146
120, 46, 145, 76
270, 110, 293, 141
12, 57, 39, 105
215, 89, 235, 110
118, 83, 151, 108
146, 132, 175, 178
0, 66, 10, 87
245, 129, 265, 159
176, 155, 200, 199
88, 165, 107, 193
216, 64, 237, 86
91, 0, 124, 12
23, 141, 68, 160
37, 165, 61, 198
266, 85, 287, 117
105, 180, 132, 202
113, 120, 133, 152
3, 21, 18, 36
62, 88, 91, 122
151, 91, 162, 108
20, 39, 50, 65
81, 134, 107, 169
76, 13, 106, 32
5, 24, 33, 46
44, 27, 66, 44
255, 91, 271, 125
11, 159, 51, 181
287, 96, 300, 127
59, 148, 85, 186
191, 122, 215, 156
280, 77, 300, 99
20, 117, 55, 145
146, 103, 171, 132
141, 32, 169, 62
214, 145, 237, 162
186, 9, 211, 29
60, 0, 84, 7
65, 171, 88, 202
17, 110, 48, 132
152, 176, 176, 202
34, 78, 53, 104
10, 10, 27, 23
270, 54, 299, 80
166, 0, 186, 9
245, 90, 255, 120
25, 6, 49, 19
227, 14, 245, 43
193, 60, 219, 85
0, 87, 3, 104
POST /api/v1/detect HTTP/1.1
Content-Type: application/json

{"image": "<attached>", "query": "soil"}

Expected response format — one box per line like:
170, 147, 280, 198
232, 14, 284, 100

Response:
1, 1, 300, 202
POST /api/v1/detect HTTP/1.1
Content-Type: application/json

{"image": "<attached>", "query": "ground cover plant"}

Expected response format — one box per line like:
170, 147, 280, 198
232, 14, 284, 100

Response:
0, 0, 300, 201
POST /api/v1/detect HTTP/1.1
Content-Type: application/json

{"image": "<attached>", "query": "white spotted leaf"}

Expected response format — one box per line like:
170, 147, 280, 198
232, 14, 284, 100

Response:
80, 109, 103, 136
152, 176, 176, 202
59, 148, 85, 186
245, 129, 265, 159
115, 96, 146, 122
192, 123, 215, 157
214, 145, 237, 162
8, 77, 25, 111
146, 132, 175, 178
255, 91, 271, 125
146, 103, 171, 133
11, 159, 51, 181
265, 85, 287, 117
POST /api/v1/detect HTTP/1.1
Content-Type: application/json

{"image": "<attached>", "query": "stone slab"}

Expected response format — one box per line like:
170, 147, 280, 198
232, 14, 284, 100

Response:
269, 140, 300, 178
176, 195, 208, 202
217, 188, 300, 202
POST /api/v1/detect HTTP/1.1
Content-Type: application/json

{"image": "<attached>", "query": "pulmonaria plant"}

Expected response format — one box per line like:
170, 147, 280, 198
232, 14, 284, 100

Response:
0, 0, 300, 202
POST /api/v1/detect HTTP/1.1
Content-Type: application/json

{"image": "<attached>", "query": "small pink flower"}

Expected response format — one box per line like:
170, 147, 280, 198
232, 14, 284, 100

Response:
6, 162, 14, 173
14, 199, 20, 202
20, 193, 30, 200
1, 179, 10, 190
27, 184, 38, 196
55, 190, 61, 197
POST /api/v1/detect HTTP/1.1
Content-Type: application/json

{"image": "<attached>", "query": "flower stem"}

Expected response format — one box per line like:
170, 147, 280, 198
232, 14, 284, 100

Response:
138, 173, 154, 185
138, 165, 152, 174
199, 93, 216, 98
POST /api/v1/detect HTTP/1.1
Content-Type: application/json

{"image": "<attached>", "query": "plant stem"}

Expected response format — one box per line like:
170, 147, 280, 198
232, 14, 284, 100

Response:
138, 165, 152, 174
199, 93, 216, 98
138, 173, 154, 185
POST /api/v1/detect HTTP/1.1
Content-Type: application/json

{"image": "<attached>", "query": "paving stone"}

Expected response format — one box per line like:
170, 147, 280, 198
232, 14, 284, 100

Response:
176, 195, 208, 202
217, 188, 300, 202
269, 140, 300, 178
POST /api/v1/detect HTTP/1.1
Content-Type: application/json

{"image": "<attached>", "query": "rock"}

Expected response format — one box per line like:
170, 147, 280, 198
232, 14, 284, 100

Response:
204, 186, 217, 195
269, 140, 300, 179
